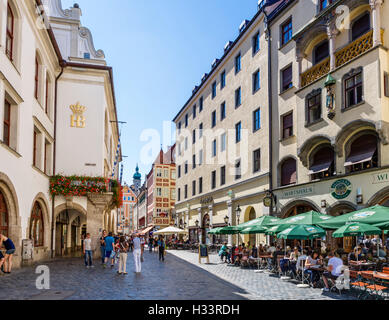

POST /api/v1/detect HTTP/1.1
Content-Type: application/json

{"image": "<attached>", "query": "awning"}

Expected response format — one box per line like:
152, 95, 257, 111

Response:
344, 146, 377, 167
309, 160, 333, 175
139, 226, 154, 235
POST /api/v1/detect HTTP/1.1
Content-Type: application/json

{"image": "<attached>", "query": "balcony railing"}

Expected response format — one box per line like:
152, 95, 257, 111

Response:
301, 57, 330, 88
300, 29, 384, 88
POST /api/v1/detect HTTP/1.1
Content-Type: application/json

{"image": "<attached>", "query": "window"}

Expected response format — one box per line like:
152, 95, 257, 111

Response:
184, 185, 188, 199
3, 100, 11, 147
281, 158, 297, 186
45, 73, 51, 115
171, 169, 176, 179
199, 177, 203, 194
253, 32, 260, 54
320, 0, 333, 11
156, 168, 162, 177
306, 90, 322, 124
171, 189, 176, 200
212, 111, 216, 128
178, 188, 181, 201
385, 72, 389, 98
351, 12, 371, 41
212, 81, 217, 99
253, 70, 260, 93
309, 146, 335, 180
193, 105, 197, 119
345, 134, 378, 173
235, 122, 241, 143
212, 139, 217, 157
344, 70, 363, 109
192, 129, 196, 144
30, 202, 44, 247
156, 188, 162, 196
235, 87, 242, 108
34, 55, 40, 100
44, 140, 50, 174
33, 129, 38, 167
199, 97, 203, 112
185, 137, 188, 150
178, 122, 181, 134
221, 133, 226, 152
185, 114, 188, 127
199, 149, 203, 166
235, 159, 241, 180
313, 41, 329, 65
253, 149, 261, 173
199, 123, 203, 138
282, 112, 293, 139
220, 102, 226, 121
212, 171, 216, 189
192, 180, 196, 196
253, 108, 261, 132
6, 3, 14, 61
220, 166, 226, 185
184, 161, 188, 174
235, 54, 241, 73
192, 154, 196, 169
281, 65, 293, 92
281, 18, 293, 46
220, 71, 226, 89
178, 165, 181, 178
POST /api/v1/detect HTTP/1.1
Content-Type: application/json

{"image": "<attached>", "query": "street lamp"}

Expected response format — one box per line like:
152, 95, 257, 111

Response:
224, 215, 229, 226
236, 205, 242, 246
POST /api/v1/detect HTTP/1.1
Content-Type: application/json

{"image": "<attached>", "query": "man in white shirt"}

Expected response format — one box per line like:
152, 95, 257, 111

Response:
322, 251, 343, 292
133, 233, 142, 274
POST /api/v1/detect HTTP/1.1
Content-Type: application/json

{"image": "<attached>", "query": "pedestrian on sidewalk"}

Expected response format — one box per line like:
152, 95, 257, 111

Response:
99, 230, 107, 264
0, 234, 15, 274
84, 233, 93, 268
117, 236, 129, 275
103, 232, 115, 268
148, 236, 153, 253
133, 233, 142, 273
158, 236, 165, 262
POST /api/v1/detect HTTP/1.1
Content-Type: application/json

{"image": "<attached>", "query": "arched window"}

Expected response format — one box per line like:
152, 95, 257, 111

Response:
30, 202, 44, 247
6, 2, 14, 61
309, 145, 335, 180
281, 158, 297, 186
345, 133, 378, 173
0, 192, 8, 237
313, 40, 329, 65
352, 12, 371, 41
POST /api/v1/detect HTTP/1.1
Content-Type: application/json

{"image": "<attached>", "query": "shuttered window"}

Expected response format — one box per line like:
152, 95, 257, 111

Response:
345, 134, 378, 172
281, 158, 297, 186
309, 146, 335, 180
282, 112, 293, 139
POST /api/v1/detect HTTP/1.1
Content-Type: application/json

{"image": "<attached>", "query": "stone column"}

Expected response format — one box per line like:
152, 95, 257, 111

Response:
208, 205, 213, 245
87, 193, 113, 258
370, 0, 383, 46
198, 208, 203, 244
327, 23, 338, 71
227, 201, 233, 247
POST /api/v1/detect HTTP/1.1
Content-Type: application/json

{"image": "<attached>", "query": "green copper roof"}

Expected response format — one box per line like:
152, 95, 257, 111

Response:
324, 74, 336, 86
133, 165, 141, 180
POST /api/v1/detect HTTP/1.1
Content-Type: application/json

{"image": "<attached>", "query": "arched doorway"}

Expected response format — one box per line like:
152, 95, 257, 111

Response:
55, 210, 69, 256
71, 216, 81, 253
0, 191, 8, 237
328, 203, 356, 253
243, 207, 257, 247
202, 214, 210, 245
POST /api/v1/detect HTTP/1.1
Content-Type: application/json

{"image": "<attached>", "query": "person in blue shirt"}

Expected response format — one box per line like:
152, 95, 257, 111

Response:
157, 236, 165, 262
0, 234, 15, 274
103, 232, 115, 268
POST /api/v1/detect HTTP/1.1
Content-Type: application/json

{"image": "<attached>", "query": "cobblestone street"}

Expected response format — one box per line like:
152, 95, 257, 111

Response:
0, 250, 356, 300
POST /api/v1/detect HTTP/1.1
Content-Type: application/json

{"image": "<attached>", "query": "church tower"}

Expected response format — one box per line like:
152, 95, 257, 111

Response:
133, 164, 142, 194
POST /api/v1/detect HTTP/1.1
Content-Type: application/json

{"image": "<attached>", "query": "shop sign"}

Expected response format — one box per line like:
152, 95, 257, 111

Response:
372, 172, 389, 184
330, 179, 352, 200
280, 186, 314, 199
263, 196, 272, 207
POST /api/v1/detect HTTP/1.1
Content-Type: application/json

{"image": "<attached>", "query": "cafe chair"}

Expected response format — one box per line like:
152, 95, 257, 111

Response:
360, 271, 388, 300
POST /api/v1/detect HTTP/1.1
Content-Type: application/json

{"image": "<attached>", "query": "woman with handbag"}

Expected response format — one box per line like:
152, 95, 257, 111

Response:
117, 236, 129, 275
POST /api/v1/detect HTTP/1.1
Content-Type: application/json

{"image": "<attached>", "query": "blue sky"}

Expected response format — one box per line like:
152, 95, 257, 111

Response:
61, 0, 258, 185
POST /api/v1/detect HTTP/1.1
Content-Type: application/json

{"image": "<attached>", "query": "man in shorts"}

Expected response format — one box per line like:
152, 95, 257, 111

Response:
103, 232, 115, 268
322, 251, 343, 292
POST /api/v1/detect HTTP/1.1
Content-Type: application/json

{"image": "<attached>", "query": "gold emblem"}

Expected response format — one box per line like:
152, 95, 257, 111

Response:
70, 102, 86, 128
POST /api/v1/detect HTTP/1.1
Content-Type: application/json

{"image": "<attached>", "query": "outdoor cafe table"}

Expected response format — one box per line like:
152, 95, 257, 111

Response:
258, 255, 272, 269
348, 261, 376, 271
360, 271, 389, 282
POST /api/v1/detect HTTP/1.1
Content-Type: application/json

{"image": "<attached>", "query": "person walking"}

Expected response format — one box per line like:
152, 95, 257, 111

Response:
133, 233, 142, 274
158, 236, 165, 262
99, 230, 107, 264
148, 237, 153, 253
0, 234, 15, 274
117, 236, 129, 275
103, 232, 115, 268
83, 233, 93, 268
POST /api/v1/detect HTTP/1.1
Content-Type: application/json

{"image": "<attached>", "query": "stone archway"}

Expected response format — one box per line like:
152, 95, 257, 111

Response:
243, 206, 256, 246
280, 199, 319, 219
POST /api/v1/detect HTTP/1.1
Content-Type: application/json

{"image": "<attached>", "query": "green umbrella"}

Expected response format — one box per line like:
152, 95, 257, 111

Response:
319, 205, 389, 229
277, 225, 326, 240
264, 224, 290, 236
218, 226, 241, 235
268, 211, 332, 227
208, 227, 223, 235
240, 225, 268, 235
332, 222, 382, 238
237, 216, 281, 231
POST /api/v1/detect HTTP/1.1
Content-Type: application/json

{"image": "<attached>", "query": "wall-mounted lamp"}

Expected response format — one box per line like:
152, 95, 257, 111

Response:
356, 188, 363, 204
